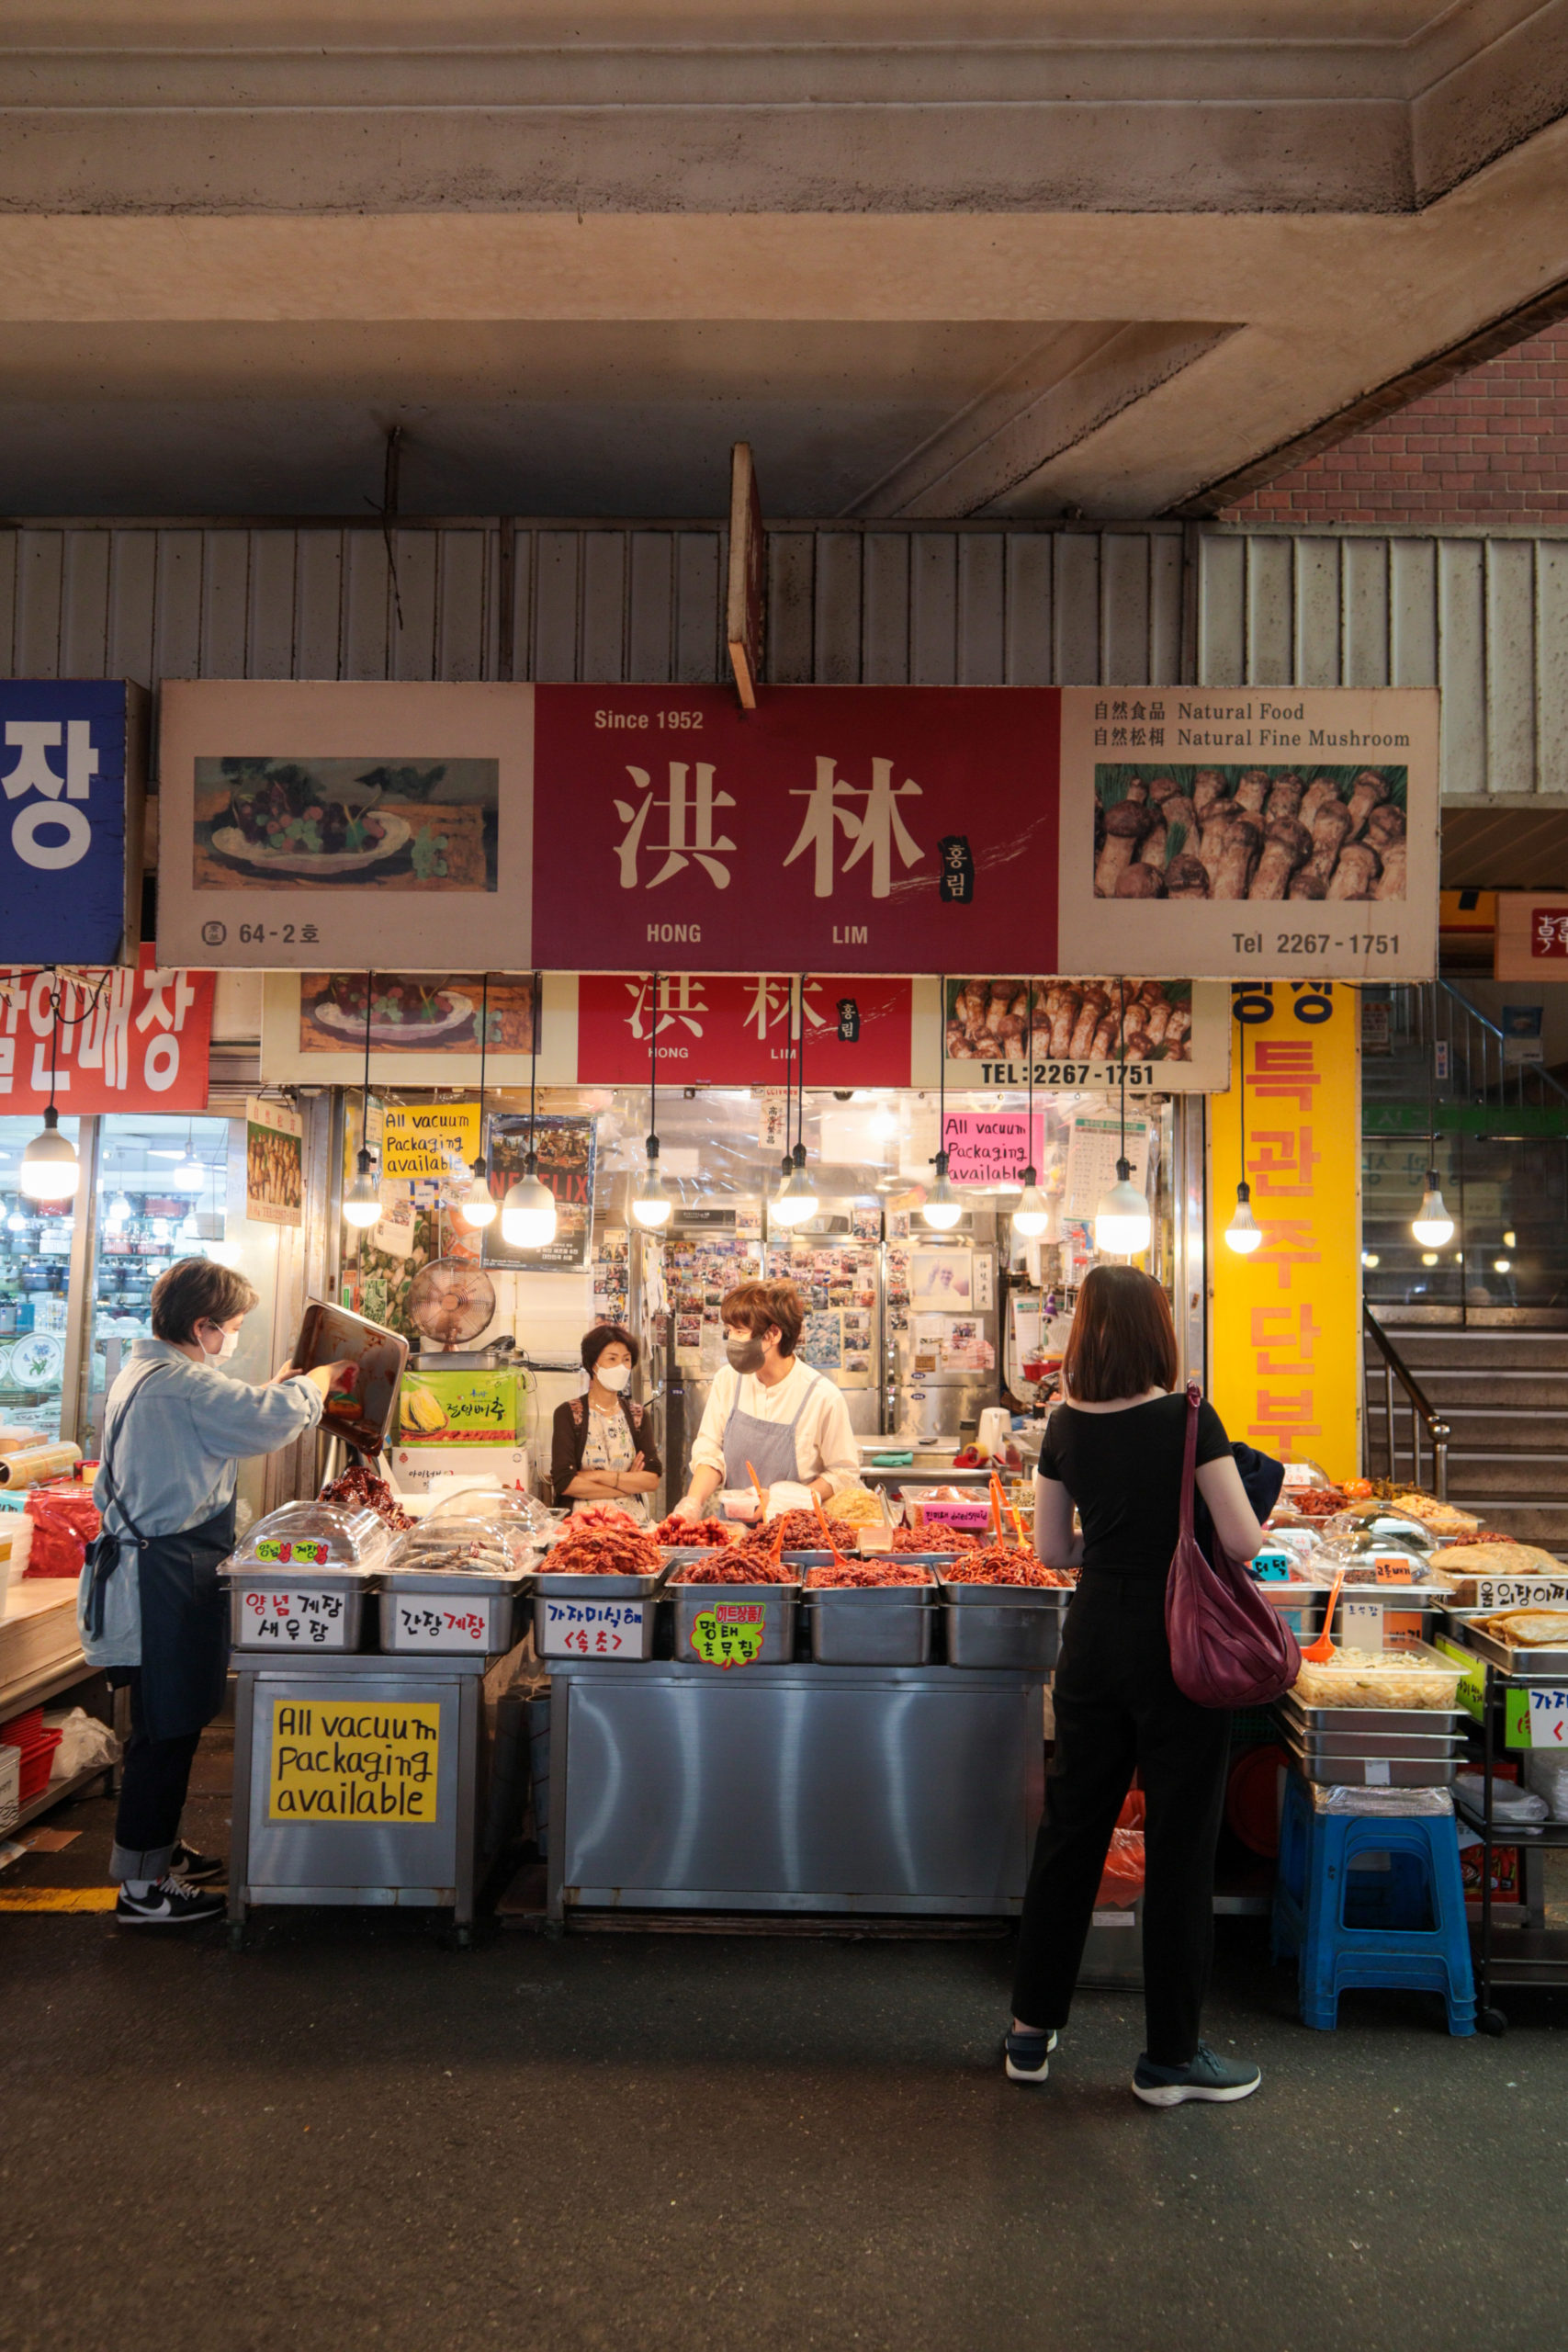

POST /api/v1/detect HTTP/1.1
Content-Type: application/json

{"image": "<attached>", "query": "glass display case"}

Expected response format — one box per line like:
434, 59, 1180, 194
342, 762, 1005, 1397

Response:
0, 1113, 84, 1445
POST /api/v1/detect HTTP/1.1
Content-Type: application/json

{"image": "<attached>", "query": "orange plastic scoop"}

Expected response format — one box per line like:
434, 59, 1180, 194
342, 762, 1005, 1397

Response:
1300, 1569, 1347, 1665
744, 1458, 766, 1520
812, 1492, 851, 1570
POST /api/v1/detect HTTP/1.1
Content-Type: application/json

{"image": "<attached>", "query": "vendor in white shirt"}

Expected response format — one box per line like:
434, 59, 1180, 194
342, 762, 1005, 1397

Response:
671, 1278, 859, 1521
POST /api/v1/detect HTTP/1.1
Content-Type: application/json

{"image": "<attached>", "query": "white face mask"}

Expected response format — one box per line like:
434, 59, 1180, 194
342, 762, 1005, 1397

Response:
595, 1361, 632, 1394
204, 1324, 240, 1363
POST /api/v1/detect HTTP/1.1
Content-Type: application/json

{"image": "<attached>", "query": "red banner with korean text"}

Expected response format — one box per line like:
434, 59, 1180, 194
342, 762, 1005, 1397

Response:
0, 945, 214, 1113
534, 685, 1058, 977
1209, 980, 1360, 1480
575, 972, 914, 1084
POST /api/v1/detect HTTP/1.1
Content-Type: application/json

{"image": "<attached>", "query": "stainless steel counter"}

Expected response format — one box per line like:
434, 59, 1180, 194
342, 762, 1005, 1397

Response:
229, 1645, 517, 1938
545, 1659, 1045, 1922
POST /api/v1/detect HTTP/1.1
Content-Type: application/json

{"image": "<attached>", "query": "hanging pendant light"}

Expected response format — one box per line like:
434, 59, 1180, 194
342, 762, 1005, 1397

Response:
502, 967, 559, 1247
1013, 977, 1050, 1238
179, 1209, 200, 1240
1410, 992, 1456, 1250
19, 976, 78, 1203
343, 967, 381, 1228
1411, 1171, 1455, 1249
921, 972, 964, 1231
1224, 1005, 1261, 1252
173, 1123, 205, 1193
627, 969, 672, 1231
773, 975, 818, 1227
461, 974, 497, 1227
107, 1192, 132, 1230
1094, 978, 1151, 1257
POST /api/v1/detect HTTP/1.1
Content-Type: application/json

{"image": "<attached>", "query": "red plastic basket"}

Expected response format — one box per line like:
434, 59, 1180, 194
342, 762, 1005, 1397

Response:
11, 1730, 62, 1804
0, 1706, 45, 1748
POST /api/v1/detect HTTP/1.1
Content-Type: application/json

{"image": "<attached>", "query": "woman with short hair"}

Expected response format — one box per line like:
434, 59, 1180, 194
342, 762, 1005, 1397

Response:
550, 1325, 662, 1522
671, 1278, 858, 1521
1006, 1264, 1269, 2107
83, 1258, 352, 1928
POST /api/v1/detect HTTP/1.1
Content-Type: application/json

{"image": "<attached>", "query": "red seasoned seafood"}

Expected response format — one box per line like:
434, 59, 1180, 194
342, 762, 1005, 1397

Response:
806, 1559, 932, 1588
944, 1545, 1075, 1587
569, 1503, 643, 1534
767, 1508, 856, 1554
672, 1555, 795, 1585
893, 1522, 980, 1553
320, 1464, 415, 1532
652, 1514, 735, 1549
547, 1521, 663, 1577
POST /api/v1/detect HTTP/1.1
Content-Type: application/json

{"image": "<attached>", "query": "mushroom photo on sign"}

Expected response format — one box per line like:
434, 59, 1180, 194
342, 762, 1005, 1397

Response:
1091, 764, 1407, 903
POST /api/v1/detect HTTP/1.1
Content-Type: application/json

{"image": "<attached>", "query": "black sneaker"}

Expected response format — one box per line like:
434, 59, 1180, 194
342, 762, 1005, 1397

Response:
168, 1840, 224, 1885
116, 1877, 227, 1928
1133, 2043, 1261, 2108
1003, 2028, 1058, 2084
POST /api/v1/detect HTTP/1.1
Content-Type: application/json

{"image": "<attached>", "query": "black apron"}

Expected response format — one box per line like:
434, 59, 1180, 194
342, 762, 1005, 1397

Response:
95, 1369, 237, 1743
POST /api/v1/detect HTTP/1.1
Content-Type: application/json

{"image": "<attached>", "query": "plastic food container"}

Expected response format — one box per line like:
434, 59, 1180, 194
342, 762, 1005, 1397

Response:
425, 1485, 549, 1565
670, 1577, 800, 1666
225, 1499, 390, 1652
293, 1299, 408, 1458
377, 1519, 533, 1654
1290, 1642, 1465, 1712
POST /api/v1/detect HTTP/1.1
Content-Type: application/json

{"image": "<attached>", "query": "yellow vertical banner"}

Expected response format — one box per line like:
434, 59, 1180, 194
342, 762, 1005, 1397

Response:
1210, 981, 1360, 1482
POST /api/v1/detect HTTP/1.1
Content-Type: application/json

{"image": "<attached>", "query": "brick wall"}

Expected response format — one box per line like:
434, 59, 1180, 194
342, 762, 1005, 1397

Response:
1222, 318, 1568, 526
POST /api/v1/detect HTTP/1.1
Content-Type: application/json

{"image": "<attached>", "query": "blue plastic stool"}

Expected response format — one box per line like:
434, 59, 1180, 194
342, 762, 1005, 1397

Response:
1271, 1769, 1475, 2034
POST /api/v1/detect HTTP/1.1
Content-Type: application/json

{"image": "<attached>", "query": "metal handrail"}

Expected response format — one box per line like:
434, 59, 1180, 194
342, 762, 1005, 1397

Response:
1363, 1306, 1450, 1499
1436, 979, 1568, 1115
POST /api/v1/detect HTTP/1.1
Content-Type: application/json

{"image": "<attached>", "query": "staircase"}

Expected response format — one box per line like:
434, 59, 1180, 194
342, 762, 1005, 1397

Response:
1362, 1324, 1568, 1554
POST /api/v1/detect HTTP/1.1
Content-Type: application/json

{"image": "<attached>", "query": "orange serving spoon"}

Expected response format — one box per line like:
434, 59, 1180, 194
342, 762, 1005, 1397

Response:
744, 1458, 767, 1523
812, 1491, 852, 1573
1300, 1569, 1348, 1666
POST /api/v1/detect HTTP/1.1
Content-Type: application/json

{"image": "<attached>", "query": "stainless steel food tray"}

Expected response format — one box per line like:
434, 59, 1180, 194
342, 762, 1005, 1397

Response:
534, 1564, 672, 1600
943, 1601, 1063, 1670
1282, 1735, 1459, 1789
378, 1583, 529, 1655
940, 1577, 1073, 1608
225, 1568, 376, 1654
1443, 1621, 1568, 1676
1289, 1724, 1468, 1761
804, 1580, 934, 1667
1275, 1695, 1468, 1737
669, 1579, 800, 1667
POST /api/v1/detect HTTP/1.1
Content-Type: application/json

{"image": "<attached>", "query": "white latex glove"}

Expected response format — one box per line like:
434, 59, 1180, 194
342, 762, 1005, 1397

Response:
763, 1480, 813, 1520
671, 1492, 702, 1522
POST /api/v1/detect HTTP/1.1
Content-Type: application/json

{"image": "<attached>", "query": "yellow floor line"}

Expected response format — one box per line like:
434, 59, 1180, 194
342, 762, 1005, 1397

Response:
0, 1886, 119, 1912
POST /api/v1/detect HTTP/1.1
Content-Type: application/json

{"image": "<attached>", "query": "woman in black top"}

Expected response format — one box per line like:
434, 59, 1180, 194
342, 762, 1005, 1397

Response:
1007, 1265, 1268, 2108
549, 1326, 663, 1521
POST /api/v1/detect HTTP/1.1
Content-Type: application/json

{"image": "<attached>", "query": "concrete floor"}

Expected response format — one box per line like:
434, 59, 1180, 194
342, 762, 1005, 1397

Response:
4, 1751, 1568, 2352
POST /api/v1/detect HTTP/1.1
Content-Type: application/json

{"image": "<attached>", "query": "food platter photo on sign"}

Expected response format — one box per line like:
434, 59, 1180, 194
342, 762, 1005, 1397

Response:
156, 681, 534, 971
1055, 687, 1438, 980
942, 976, 1229, 1092
3, 681, 147, 967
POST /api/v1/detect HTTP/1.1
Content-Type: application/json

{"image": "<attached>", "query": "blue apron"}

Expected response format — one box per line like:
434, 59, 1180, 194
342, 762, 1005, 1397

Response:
721, 1366, 824, 1492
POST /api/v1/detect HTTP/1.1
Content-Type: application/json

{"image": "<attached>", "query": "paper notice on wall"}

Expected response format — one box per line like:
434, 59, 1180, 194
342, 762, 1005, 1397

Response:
1064, 1114, 1150, 1218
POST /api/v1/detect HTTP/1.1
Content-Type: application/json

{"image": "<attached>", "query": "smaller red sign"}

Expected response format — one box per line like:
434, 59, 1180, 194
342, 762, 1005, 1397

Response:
576, 973, 912, 1086
1531, 909, 1568, 958
0, 944, 214, 1114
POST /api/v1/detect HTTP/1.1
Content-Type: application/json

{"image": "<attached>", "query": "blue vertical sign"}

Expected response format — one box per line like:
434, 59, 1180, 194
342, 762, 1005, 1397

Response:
1, 680, 143, 965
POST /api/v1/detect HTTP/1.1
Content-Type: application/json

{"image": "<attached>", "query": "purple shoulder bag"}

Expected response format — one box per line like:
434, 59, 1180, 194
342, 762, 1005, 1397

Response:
1165, 1380, 1300, 1709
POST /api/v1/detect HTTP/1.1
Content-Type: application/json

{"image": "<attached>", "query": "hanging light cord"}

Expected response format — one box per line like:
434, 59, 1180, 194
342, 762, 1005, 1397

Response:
362, 967, 374, 1141
1118, 975, 1127, 1168
939, 971, 947, 1170
1025, 976, 1034, 1182
795, 973, 807, 1169
529, 967, 541, 1157
649, 968, 659, 1153
478, 973, 490, 1103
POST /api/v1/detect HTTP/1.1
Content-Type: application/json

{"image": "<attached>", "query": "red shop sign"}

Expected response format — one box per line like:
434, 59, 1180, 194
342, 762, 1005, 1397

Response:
577, 973, 913, 1085
534, 685, 1059, 977
0, 944, 214, 1114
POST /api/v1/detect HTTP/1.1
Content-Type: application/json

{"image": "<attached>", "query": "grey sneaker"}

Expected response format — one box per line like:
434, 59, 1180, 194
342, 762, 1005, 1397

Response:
1003, 2028, 1059, 2084
1133, 2043, 1261, 2108
115, 1877, 226, 1928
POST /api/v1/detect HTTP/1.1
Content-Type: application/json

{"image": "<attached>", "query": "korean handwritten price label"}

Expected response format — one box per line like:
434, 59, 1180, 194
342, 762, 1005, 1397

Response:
392, 1601, 490, 1652
254, 1538, 329, 1566
1527, 1689, 1568, 1748
241, 1586, 347, 1648
1340, 1600, 1384, 1653
689, 1602, 767, 1668
1434, 1636, 1487, 1725
540, 1598, 645, 1658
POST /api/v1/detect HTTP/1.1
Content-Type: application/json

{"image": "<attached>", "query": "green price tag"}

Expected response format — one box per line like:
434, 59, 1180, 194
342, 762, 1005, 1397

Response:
1434, 1635, 1486, 1725
1505, 1688, 1532, 1748
1508, 1688, 1568, 1749
690, 1606, 767, 1668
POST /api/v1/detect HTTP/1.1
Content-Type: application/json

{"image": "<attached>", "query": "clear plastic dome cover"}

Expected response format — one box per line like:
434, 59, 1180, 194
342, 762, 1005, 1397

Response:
229, 1499, 391, 1574
385, 1517, 524, 1577
427, 1485, 552, 1544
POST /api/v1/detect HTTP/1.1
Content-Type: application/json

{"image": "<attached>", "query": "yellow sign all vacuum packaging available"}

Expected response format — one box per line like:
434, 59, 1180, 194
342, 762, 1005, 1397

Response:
1209, 982, 1360, 1483
267, 1699, 441, 1823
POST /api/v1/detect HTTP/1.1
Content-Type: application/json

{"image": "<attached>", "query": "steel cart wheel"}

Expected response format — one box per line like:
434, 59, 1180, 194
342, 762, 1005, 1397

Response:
1476, 2005, 1508, 2037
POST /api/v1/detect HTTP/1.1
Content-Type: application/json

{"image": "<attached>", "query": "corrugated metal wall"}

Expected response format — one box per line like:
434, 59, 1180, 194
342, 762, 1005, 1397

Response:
0, 519, 1562, 797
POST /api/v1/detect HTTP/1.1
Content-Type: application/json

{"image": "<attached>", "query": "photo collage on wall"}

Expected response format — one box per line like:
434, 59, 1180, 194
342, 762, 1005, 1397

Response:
665, 1216, 763, 1371
774, 1205, 882, 1389
592, 1229, 630, 1329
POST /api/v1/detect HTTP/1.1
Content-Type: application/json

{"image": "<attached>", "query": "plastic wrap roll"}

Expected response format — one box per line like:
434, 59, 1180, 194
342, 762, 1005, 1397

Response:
0, 1442, 83, 1489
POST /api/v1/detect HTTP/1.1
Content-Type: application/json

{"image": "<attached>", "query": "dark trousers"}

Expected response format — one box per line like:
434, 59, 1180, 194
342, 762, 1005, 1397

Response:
109, 1671, 202, 1883
1011, 1573, 1232, 2066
